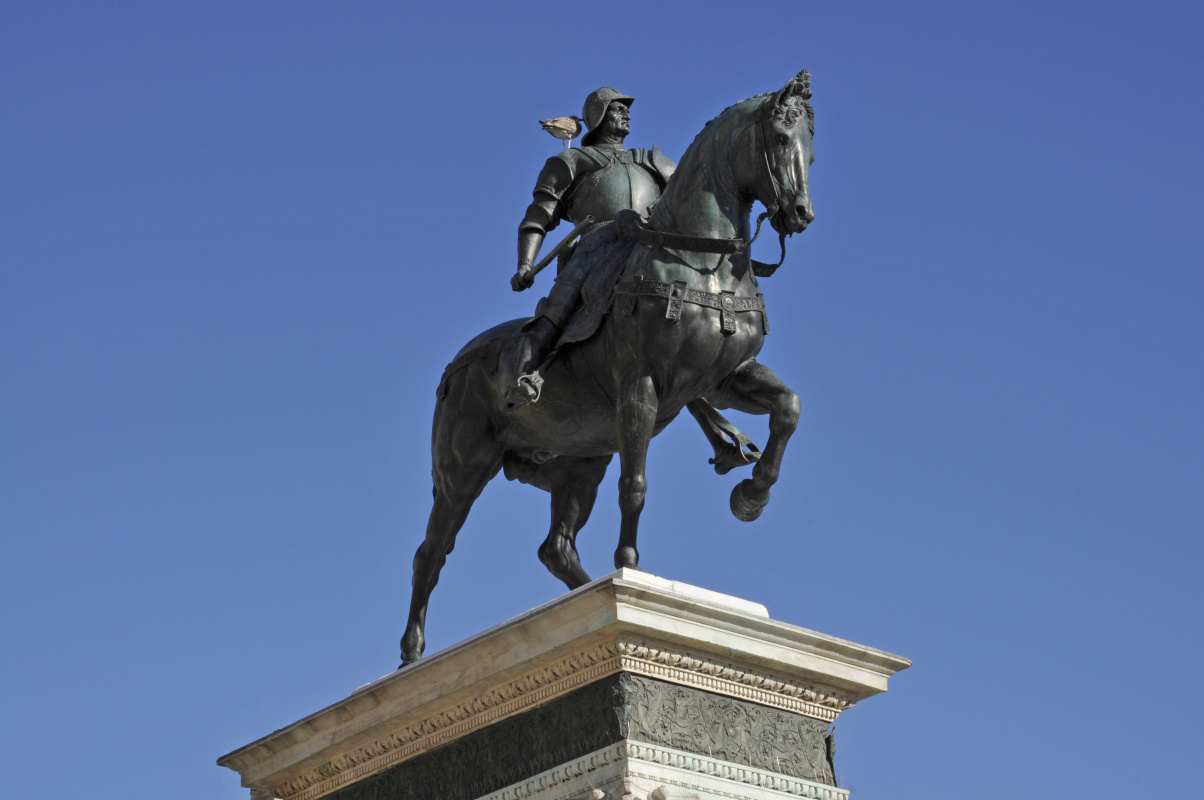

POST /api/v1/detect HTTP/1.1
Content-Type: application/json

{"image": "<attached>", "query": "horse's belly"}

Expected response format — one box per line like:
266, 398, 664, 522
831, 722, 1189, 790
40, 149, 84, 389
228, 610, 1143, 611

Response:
502, 404, 618, 457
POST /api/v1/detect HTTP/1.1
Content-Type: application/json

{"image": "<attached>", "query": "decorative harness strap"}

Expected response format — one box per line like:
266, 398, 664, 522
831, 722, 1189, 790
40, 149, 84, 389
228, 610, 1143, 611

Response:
614, 275, 771, 336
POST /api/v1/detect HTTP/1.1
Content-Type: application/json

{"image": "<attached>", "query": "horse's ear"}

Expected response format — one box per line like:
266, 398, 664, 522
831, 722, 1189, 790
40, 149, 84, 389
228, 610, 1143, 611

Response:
773, 70, 812, 108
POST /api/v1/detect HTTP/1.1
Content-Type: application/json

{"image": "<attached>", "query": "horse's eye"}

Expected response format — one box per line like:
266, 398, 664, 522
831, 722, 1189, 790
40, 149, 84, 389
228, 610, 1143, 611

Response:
775, 133, 788, 146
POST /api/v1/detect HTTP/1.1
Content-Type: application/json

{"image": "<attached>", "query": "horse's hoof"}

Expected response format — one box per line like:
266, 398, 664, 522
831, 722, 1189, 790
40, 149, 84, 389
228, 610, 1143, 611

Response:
399, 631, 425, 666
730, 479, 768, 522
539, 538, 592, 590
614, 545, 640, 570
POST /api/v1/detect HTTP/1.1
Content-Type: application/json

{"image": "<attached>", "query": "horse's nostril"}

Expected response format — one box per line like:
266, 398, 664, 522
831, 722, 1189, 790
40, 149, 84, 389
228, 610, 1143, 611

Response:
796, 205, 815, 223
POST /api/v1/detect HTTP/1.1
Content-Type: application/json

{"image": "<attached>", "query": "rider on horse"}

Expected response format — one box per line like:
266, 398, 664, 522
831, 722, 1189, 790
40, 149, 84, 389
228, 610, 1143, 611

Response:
507, 87, 760, 474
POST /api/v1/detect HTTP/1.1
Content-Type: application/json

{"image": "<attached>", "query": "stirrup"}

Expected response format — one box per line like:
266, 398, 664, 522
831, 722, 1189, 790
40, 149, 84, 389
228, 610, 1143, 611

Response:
708, 433, 761, 475
503, 372, 544, 412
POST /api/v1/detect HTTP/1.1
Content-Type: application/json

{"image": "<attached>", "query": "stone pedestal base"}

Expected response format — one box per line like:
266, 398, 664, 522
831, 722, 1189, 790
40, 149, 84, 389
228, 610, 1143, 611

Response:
219, 571, 908, 800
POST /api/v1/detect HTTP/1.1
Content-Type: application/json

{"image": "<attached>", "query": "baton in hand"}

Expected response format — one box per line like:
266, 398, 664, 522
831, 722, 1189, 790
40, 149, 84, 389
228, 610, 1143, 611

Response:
512, 215, 595, 289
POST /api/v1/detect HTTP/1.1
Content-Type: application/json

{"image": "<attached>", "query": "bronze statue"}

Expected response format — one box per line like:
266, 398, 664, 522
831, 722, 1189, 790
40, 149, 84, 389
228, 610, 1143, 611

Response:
401, 71, 817, 665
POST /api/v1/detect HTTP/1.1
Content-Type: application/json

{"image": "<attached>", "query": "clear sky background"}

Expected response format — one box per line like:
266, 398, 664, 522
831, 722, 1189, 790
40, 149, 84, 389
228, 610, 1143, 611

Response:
2, 2, 1201, 798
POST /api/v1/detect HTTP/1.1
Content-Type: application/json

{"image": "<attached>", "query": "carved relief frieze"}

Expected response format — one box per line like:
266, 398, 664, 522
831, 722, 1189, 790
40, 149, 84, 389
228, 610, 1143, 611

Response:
615, 674, 834, 786
272, 643, 623, 800
316, 677, 624, 800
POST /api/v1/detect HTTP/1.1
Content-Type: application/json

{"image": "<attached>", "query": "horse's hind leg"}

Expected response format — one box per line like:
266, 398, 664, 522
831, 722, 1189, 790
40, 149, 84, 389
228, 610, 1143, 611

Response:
541, 455, 612, 588
505, 453, 612, 589
709, 359, 801, 522
400, 411, 500, 666
614, 374, 658, 569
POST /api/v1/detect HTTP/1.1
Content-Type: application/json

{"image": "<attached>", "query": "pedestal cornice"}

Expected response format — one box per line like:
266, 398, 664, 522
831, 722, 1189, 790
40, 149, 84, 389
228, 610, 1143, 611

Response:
218, 570, 909, 799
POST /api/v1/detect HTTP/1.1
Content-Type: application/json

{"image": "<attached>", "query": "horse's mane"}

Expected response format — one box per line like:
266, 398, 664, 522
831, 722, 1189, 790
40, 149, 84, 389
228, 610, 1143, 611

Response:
686, 71, 815, 151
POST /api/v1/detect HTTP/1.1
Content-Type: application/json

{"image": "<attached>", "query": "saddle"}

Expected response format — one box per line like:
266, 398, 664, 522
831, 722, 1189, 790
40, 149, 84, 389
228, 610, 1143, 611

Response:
557, 223, 637, 345
557, 209, 772, 346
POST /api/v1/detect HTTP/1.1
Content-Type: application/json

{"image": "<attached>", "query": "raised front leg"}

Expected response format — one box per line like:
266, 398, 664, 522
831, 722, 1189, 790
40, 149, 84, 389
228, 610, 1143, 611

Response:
709, 359, 801, 522
614, 374, 658, 569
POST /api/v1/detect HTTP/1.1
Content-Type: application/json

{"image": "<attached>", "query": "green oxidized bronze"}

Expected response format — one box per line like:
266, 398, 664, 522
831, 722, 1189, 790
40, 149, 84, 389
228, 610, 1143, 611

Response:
401, 71, 817, 666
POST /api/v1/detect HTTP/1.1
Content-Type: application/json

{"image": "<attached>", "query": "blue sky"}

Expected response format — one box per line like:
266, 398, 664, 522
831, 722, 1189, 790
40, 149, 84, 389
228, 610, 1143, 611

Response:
2, 2, 1202, 798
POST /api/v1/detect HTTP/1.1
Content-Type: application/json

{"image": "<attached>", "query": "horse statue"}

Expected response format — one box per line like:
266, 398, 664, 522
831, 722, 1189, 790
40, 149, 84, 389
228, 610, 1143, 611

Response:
400, 70, 816, 665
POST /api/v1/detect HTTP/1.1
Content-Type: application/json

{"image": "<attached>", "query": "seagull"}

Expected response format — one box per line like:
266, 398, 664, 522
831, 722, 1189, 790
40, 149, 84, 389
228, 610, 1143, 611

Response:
540, 115, 585, 149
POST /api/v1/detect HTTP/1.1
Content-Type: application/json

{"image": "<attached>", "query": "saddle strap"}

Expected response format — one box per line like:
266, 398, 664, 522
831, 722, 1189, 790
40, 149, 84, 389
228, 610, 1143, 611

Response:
614, 208, 789, 278
614, 277, 770, 335
633, 226, 746, 254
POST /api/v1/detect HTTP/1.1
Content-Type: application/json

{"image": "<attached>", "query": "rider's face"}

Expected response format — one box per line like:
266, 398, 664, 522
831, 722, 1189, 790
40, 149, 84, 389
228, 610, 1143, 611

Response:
602, 102, 630, 137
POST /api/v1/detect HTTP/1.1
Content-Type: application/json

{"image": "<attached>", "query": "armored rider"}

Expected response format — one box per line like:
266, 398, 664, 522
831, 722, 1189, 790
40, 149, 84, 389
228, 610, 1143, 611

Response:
508, 87, 674, 404
508, 87, 760, 474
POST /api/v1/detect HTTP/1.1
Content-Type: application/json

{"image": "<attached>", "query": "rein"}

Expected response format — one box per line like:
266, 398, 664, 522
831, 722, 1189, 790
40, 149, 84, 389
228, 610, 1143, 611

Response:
751, 111, 790, 277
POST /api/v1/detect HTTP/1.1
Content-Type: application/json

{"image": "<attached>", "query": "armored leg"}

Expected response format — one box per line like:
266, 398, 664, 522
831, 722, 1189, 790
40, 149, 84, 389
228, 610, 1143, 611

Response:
503, 282, 582, 412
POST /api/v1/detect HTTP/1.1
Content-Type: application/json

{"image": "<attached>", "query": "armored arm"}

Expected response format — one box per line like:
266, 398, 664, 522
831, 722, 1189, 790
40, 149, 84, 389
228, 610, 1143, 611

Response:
513, 156, 575, 290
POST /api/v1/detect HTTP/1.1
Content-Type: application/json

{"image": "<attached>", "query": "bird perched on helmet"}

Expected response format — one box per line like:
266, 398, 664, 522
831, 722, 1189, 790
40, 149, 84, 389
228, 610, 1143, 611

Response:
539, 115, 585, 149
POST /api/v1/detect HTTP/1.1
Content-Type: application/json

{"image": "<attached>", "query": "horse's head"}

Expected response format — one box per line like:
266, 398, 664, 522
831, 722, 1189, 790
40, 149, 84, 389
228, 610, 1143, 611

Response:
736, 70, 816, 236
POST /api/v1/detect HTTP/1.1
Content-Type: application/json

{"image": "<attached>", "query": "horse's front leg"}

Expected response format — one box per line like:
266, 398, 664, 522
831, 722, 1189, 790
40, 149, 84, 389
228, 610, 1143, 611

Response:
614, 373, 658, 569
710, 359, 801, 521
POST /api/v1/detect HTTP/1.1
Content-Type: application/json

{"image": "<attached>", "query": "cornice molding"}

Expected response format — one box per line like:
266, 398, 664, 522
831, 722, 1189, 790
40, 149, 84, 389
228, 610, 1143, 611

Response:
270, 638, 854, 800
618, 641, 852, 722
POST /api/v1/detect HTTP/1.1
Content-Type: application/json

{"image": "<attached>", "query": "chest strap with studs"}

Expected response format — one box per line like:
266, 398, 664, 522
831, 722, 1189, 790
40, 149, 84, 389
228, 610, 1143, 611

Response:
614, 276, 770, 335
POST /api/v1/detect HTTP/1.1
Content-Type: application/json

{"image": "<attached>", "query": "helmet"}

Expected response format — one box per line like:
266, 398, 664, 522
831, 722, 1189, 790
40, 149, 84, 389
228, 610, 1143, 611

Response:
581, 87, 634, 145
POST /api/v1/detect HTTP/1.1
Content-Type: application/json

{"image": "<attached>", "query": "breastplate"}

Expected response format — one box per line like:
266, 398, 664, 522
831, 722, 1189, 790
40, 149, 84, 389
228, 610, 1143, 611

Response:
566, 155, 662, 226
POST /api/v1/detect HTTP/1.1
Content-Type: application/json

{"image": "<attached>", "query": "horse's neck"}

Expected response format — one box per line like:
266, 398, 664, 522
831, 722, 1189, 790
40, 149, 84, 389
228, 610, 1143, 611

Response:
650, 116, 752, 241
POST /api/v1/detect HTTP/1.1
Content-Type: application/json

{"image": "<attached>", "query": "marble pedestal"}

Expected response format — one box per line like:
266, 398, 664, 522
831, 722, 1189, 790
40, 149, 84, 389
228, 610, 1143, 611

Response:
218, 570, 909, 800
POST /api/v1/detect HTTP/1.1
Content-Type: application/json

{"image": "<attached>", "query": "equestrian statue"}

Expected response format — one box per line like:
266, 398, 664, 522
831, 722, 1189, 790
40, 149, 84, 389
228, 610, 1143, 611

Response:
401, 70, 817, 665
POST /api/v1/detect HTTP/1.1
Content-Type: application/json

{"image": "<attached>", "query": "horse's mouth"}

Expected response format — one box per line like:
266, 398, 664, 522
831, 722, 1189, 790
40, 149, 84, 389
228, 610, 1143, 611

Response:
770, 208, 810, 236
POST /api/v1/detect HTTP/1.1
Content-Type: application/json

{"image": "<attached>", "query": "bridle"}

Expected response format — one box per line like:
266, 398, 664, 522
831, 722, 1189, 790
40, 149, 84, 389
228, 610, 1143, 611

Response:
747, 109, 793, 277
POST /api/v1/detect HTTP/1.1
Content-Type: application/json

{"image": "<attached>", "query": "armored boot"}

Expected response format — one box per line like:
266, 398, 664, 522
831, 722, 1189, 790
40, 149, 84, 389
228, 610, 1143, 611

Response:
502, 282, 581, 412
503, 316, 561, 411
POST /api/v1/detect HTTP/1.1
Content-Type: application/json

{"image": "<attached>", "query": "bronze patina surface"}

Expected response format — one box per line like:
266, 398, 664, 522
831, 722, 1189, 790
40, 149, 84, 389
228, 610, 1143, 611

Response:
401, 72, 817, 666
